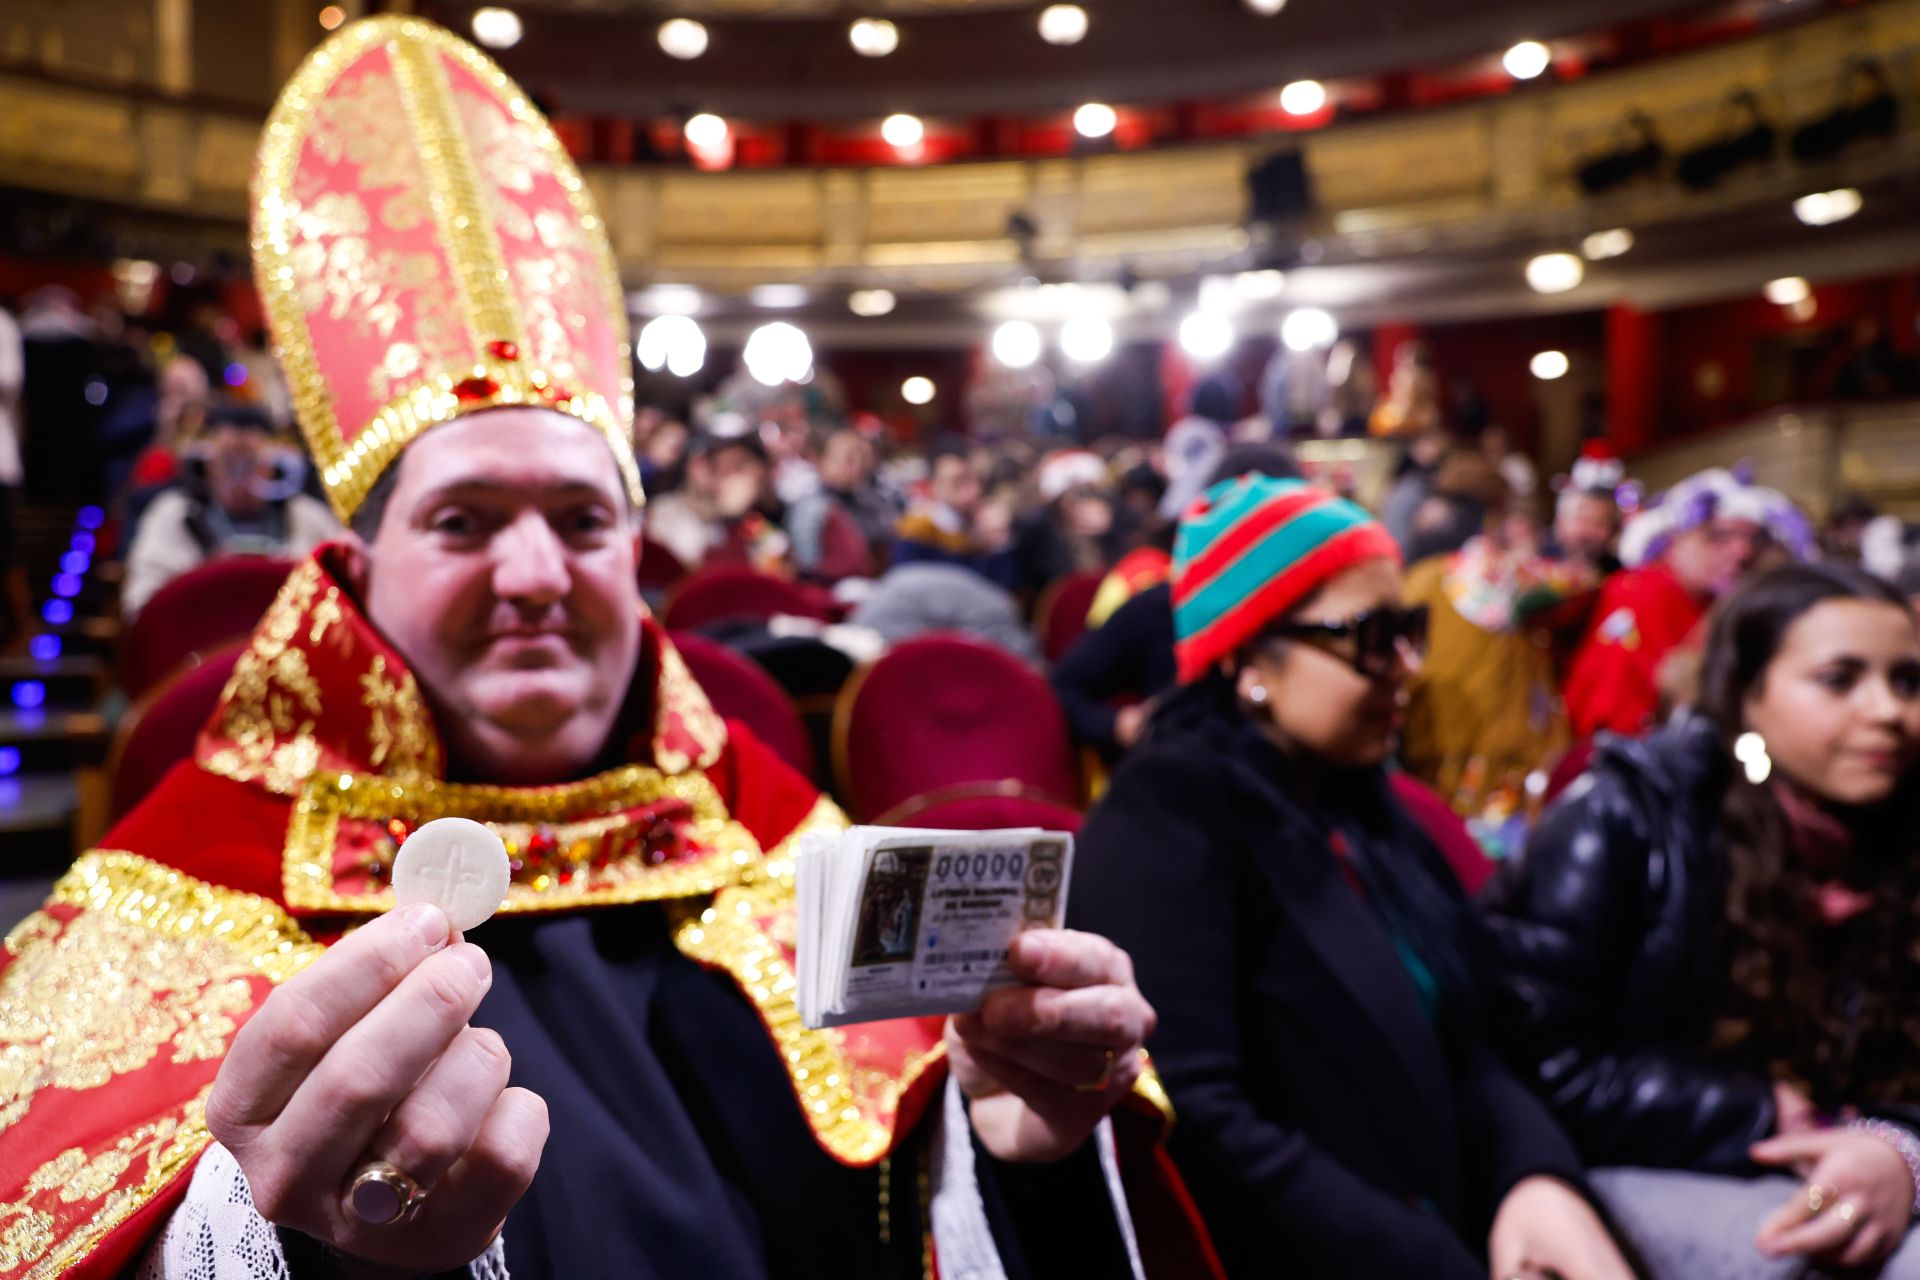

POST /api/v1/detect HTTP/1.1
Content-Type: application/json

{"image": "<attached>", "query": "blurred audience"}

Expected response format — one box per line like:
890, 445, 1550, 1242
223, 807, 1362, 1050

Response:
891, 446, 1015, 590
785, 427, 895, 582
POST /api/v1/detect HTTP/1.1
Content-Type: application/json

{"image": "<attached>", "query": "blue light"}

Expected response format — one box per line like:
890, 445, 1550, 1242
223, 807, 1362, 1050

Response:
84, 380, 108, 407
10, 681, 46, 710
41, 600, 73, 626
28, 635, 60, 662
60, 550, 89, 575
52, 574, 81, 599
70, 532, 95, 553
0, 748, 18, 777
77, 506, 105, 529
224, 362, 249, 387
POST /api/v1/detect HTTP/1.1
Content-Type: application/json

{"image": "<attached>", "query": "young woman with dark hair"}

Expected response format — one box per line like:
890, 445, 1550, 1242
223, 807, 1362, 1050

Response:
1070, 475, 1633, 1280
1486, 561, 1920, 1278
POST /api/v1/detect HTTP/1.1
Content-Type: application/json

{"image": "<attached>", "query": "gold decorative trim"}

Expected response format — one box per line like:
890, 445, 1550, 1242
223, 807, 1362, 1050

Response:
759, 795, 850, 873
283, 764, 762, 915
38, 851, 324, 984
1131, 1057, 1175, 1134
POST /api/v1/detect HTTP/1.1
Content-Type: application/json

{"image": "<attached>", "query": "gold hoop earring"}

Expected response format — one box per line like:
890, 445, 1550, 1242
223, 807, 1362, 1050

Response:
1734, 731, 1772, 784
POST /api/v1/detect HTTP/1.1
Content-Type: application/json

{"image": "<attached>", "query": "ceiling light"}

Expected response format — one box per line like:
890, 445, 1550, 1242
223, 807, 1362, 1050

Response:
1764, 276, 1811, 306
901, 376, 936, 405
632, 283, 702, 316
1197, 275, 1239, 314
1234, 269, 1286, 300
1530, 350, 1570, 380
317, 5, 345, 31
658, 17, 709, 59
1525, 251, 1584, 294
850, 18, 899, 57
1178, 312, 1234, 361
470, 7, 522, 49
848, 288, 896, 317
1503, 40, 1552, 81
749, 283, 808, 309
684, 113, 729, 150
1279, 79, 1327, 116
1038, 4, 1088, 46
1074, 103, 1117, 139
1581, 228, 1634, 260
744, 322, 812, 387
637, 315, 707, 378
1244, 0, 1287, 13
992, 320, 1043, 369
1793, 187, 1862, 226
881, 113, 924, 149
1280, 307, 1337, 352
1060, 316, 1115, 364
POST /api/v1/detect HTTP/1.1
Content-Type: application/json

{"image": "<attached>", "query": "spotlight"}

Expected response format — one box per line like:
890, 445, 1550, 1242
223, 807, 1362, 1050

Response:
637, 315, 707, 378
1234, 269, 1287, 300
1280, 308, 1337, 353
850, 18, 899, 57
77, 506, 105, 529
1245, 0, 1286, 12
1060, 316, 1115, 364
750, 283, 808, 309
28, 635, 60, 662
992, 321, 1043, 369
470, 7, 522, 49
1073, 103, 1118, 140
848, 289, 897, 317
1581, 228, 1634, 260
1503, 40, 1551, 81
41, 600, 73, 626
633, 283, 702, 316
317, 5, 345, 31
1764, 276, 1811, 306
684, 113, 729, 149
658, 18, 709, 60
10, 681, 46, 711
1530, 350, 1570, 380
881, 113, 924, 149
52, 574, 81, 600
59, 551, 88, 575
1525, 252, 1584, 294
0, 747, 17, 777
1793, 188, 1861, 226
743, 323, 813, 388
1279, 80, 1327, 116
1178, 312, 1235, 361
901, 376, 936, 405
1038, 5, 1088, 46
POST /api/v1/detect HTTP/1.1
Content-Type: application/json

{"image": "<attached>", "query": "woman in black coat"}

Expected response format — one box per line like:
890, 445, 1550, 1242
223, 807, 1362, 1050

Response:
1070, 474, 1631, 1280
1484, 563, 1920, 1278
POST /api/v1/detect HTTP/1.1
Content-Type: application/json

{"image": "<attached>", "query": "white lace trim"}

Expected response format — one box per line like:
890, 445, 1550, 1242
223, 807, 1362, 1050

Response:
138, 1142, 507, 1279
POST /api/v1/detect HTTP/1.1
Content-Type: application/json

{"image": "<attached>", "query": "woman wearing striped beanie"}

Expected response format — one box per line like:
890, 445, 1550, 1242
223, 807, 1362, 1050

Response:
1069, 474, 1633, 1280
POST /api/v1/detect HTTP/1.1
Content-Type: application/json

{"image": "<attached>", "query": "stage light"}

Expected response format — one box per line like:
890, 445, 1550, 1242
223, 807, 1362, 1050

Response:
1525, 252, 1584, 294
901, 377, 936, 405
750, 283, 808, 309
1503, 40, 1551, 81
1060, 316, 1115, 364
70, 532, 96, 552
633, 284, 702, 316
10, 681, 45, 711
659, 18, 709, 60
1074, 103, 1117, 139
743, 323, 813, 387
1764, 276, 1811, 306
59, 551, 87, 575
992, 321, 1043, 369
41, 600, 72, 626
1280, 80, 1327, 116
1245, 0, 1287, 13
1530, 350, 1570, 380
848, 289, 896, 317
52, 575, 81, 599
1280, 308, 1337, 353
1582, 228, 1634, 260
1793, 188, 1861, 226
1178, 312, 1234, 361
84, 380, 107, 406
318, 5, 345, 31
684, 113, 729, 149
637, 316, 706, 378
1038, 5, 1088, 45
78, 506, 105, 529
28, 635, 60, 661
0, 747, 18, 777
1234, 269, 1286, 300
850, 18, 899, 56
882, 113, 924, 149
471, 7, 522, 49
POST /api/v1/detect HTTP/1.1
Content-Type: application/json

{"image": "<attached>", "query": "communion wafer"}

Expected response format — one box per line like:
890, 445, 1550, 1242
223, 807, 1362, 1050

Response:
391, 817, 511, 932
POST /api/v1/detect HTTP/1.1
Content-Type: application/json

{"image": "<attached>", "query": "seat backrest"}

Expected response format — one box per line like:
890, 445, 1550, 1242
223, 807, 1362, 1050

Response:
107, 639, 247, 819
637, 535, 690, 592
834, 633, 1077, 822
662, 567, 838, 633
122, 557, 294, 700
873, 781, 1083, 834
1387, 771, 1496, 896
668, 631, 814, 779
1036, 571, 1106, 664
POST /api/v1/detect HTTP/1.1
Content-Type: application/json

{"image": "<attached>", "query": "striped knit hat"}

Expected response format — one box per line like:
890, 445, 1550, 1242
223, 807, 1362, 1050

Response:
1172, 475, 1402, 683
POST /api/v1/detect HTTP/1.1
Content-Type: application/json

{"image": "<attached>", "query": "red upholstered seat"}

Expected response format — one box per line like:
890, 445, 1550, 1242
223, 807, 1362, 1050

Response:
637, 535, 690, 593
873, 781, 1083, 834
1035, 571, 1106, 664
834, 634, 1078, 823
1542, 740, 1596, 807
668, 631, 814, 779
107, 639, 247, 819
122, 557, 295, 700
1388, 771, 1496, 896
661, 567, 839, 633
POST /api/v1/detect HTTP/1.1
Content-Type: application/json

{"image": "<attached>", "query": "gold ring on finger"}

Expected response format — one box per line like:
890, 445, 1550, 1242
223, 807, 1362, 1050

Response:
1075, 1049, 1117, 1094
345, 1159, 428, 1226
1806, 1182, 1833, 1214
1835, 1200, 1860, 1228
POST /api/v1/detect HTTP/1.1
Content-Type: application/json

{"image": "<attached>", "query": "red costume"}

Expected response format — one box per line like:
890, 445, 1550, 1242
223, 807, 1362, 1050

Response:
1562, 562, 1707, 739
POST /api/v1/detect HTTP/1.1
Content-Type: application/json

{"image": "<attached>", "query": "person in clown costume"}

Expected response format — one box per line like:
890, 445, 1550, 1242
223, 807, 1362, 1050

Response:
0, 18, 1211, 1280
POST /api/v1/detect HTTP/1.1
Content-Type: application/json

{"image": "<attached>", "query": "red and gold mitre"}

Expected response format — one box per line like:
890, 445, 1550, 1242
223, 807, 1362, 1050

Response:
251, 15, 642, 523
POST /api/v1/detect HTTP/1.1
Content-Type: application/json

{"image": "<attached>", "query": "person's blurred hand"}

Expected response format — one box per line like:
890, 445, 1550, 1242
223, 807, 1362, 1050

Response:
1754, 1129, 1916, 1270
1488, 1176, 1635, 1280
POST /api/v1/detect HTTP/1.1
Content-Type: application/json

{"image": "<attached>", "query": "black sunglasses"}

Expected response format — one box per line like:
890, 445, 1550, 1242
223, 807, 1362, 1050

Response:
1265, 604, 1429, 677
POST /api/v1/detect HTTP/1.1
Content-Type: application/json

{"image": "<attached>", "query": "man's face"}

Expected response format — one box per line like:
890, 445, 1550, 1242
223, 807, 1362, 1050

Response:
354, 410, 642, 786
1555, 493, 1618, 565
819, 433, 873, 492
1667, 516, 1765, 599
207, 428, 270, 517
709, 443, 768, 518
930, 456, 983, 517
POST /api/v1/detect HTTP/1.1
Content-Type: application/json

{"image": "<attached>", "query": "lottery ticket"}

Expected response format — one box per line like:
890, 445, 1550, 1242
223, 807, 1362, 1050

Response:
796, 826, 1072, 1029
